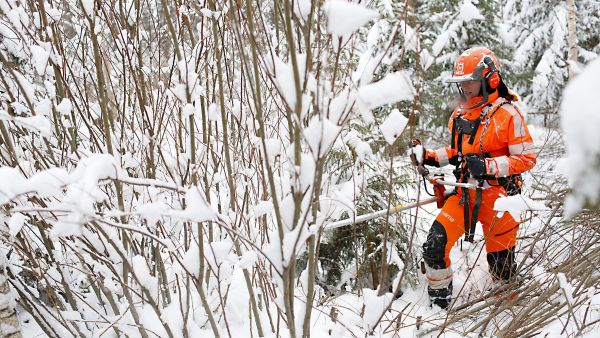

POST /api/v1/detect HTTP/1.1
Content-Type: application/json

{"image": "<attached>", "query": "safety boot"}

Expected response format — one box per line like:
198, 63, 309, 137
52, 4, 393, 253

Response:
428, 281, 453, 309
424, 264, 453, 309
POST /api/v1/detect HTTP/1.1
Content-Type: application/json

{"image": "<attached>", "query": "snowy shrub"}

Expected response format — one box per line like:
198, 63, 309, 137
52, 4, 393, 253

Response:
560, 57, 600, 215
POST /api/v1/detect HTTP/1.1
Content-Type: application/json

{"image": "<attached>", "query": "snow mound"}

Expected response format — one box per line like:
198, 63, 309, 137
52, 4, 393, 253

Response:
494, 195, 550, 221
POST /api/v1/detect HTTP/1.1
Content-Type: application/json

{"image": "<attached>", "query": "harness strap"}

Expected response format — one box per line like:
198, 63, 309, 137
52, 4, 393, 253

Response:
466, 181, 484, 242
451, 119, 457, 149
468, 118, 481, 145
460, 185, 470, 239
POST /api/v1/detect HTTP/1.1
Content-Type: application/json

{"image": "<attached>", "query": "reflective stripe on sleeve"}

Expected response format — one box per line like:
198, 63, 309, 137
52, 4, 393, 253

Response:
503, 105, 526, 137
509, 141, 536, 155
435, 148, 449, 166
495, 156, 510, 177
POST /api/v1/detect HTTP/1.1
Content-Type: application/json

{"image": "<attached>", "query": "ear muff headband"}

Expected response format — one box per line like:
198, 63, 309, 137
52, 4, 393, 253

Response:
483, 56, 500, 90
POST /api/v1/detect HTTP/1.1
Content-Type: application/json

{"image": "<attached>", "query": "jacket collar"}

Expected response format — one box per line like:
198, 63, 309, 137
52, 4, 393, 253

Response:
458, 91, 500, 120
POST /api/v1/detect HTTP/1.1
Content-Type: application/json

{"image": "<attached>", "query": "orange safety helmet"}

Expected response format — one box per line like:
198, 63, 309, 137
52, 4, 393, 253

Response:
446, 47, 502, 110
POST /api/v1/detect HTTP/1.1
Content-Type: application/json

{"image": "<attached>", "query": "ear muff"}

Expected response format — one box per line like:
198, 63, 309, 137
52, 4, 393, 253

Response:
486, 71, 500, 90
483, 56, 500, 90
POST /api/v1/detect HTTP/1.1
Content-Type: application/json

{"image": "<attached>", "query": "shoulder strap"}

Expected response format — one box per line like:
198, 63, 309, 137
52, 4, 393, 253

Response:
451, 116, 457, 150
478, 97, 512, 155
481, 97, 510, 121
467, 118, 481, 145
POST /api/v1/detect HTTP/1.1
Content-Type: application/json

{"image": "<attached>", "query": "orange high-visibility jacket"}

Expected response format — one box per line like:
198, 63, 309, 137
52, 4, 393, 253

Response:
425, 91, 536, 177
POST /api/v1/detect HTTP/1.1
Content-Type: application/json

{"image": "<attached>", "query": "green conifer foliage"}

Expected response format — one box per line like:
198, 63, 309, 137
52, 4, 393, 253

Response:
506, 0, 600, 126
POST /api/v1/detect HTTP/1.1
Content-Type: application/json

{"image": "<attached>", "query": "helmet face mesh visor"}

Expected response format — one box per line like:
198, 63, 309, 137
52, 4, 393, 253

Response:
453, 81, 488, 110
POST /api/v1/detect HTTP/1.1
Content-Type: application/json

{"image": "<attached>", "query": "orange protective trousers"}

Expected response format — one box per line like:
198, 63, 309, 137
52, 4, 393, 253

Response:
427, 185, 519, 268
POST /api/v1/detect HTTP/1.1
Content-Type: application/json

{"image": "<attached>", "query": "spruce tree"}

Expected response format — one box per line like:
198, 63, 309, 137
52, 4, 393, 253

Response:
506, 0, 600, 126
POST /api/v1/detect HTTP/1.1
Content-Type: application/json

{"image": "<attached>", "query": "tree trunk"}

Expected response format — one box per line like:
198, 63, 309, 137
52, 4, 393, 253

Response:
566, 0, 578, 78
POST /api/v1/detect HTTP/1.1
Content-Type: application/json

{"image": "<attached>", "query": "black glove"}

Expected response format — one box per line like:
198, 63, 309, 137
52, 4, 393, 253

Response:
465, 154, 486, 179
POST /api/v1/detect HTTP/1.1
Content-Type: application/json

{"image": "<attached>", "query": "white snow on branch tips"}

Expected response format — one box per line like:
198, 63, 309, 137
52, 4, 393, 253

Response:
182, 245, 201, 277
60, 154, 123, 217
380, 109, 408, 145
56, 98, 73, 116
431, 4, 481, 57
345, 130, 372, 161
457, 0, 484, 22
269, 54, 315, 117
30, 44, 50, 75
401, 21, 418, 52
182, 103, 195, 117
175, 186, 217, 222
14, 115, 52, 138
0, 166, 70, 204
15, 71, 35, 104
82, 0, 94, 17
8, 213, 27, 237
132, 255, 158, 297
0, 167, 28, 204
26, 167, 70, 198
199, 8, 221, 19
323, 0, 378, 36
303, 116, 341, 157
51, 154, 126, 238
205, 240, 234, 271
354, 51, 383, 86
137, 202, 170, 229
207, 102, 218, 121
264, 138, 282, 166
35, 99, 51, 116
493, 195, 549, 222
238, 250, 258, 269
557, 273, 574, 305
294, 0, 312, 21
560, 58, 600, 216
328, 89, 356, 125
432, 29, 451, 56
248, 200, 273, 219
0, 21, 25, 59
357, 71, 415, 111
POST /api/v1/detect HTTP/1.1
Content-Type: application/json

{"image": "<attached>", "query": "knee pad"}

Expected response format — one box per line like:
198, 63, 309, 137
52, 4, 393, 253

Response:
422, 221, 448, 269
487, 247, 516, 281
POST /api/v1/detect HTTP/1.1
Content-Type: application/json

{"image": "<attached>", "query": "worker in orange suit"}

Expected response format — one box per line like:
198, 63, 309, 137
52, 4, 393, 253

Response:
411, 47, 537, 309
